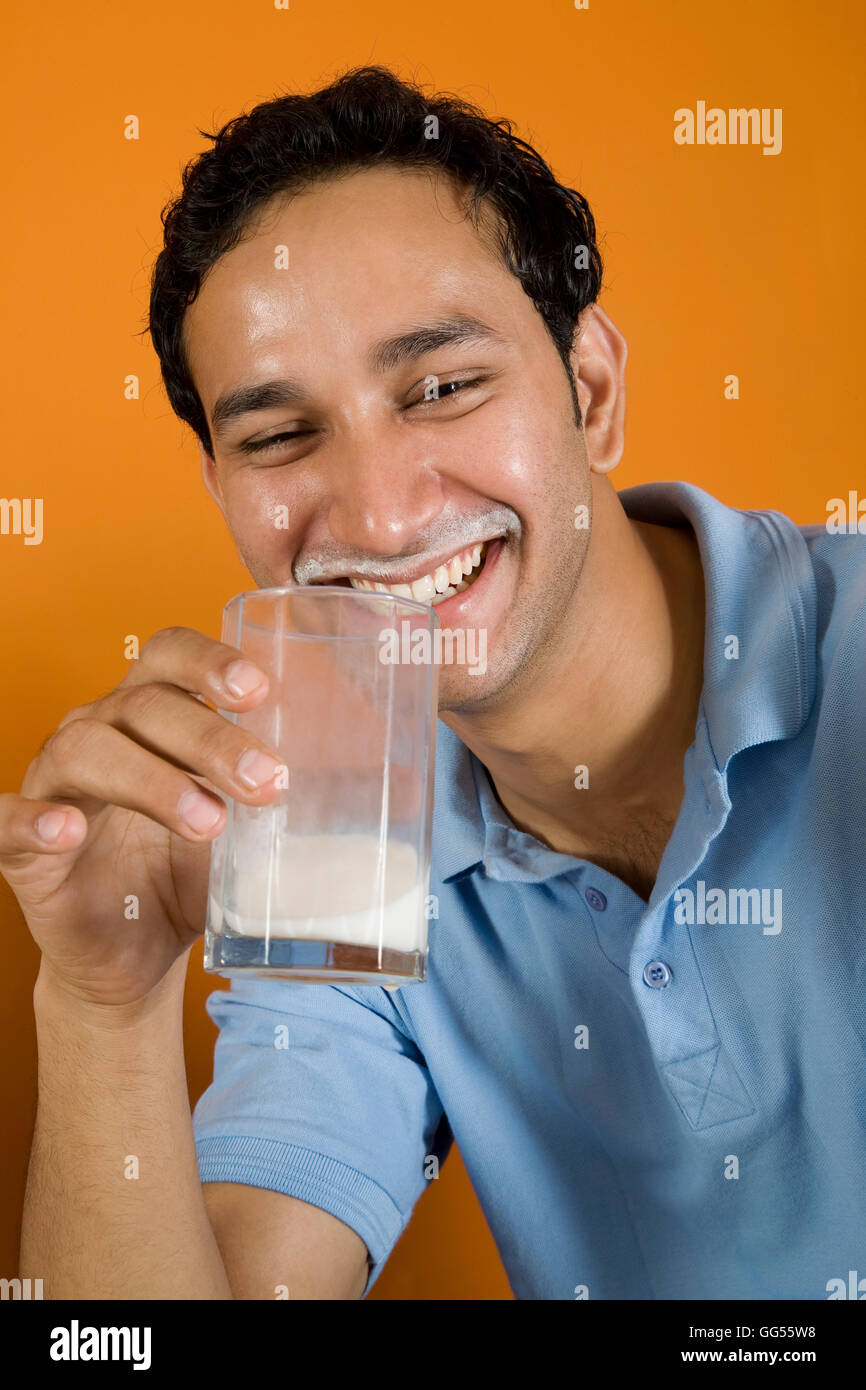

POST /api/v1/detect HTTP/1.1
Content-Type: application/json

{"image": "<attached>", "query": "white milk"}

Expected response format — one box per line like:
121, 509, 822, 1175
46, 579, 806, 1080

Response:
211, 831, 425, 952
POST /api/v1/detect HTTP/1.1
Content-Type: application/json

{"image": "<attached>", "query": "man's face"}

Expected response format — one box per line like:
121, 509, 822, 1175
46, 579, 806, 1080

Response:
183, 164, 593, 713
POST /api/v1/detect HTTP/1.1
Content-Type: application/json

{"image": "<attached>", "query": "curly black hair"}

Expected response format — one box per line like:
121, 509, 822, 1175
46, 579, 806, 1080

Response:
146, 65, 604, 455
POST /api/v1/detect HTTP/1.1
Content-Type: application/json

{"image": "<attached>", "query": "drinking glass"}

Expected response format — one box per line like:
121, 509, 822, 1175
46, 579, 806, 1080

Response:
203, 585, 439, 987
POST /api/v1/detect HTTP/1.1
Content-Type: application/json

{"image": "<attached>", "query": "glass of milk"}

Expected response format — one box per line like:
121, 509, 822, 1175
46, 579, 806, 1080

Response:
204, 585, 439, 987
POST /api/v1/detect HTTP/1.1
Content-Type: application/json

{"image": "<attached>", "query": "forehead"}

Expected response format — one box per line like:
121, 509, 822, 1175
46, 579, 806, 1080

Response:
182, 165, 530, 406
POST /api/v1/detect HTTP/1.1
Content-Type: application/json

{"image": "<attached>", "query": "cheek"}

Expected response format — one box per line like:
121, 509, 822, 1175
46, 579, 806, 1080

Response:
221, 473, 310, 558
451, 391, 582, 508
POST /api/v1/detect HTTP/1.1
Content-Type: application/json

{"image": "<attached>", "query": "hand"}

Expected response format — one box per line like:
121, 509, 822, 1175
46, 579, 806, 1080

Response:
0, 627, 284, 1008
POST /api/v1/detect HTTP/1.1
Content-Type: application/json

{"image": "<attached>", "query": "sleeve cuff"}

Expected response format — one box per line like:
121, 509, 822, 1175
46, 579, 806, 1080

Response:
196, 1134, 405, 1297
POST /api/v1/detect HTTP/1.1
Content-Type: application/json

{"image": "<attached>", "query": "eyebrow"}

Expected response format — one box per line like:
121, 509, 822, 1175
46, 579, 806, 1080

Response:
209, 314, 504, 439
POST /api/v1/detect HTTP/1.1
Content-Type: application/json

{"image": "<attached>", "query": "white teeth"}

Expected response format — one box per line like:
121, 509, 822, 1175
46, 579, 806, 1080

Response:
410, 573, 436, 601
347, 540, 490, 605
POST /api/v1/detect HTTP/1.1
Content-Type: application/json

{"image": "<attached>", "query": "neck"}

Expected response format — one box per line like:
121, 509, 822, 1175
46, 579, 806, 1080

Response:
440, 479, 706, 868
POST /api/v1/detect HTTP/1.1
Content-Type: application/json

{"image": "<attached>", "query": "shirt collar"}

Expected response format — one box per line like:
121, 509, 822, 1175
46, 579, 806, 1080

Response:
432, 480, 818, 885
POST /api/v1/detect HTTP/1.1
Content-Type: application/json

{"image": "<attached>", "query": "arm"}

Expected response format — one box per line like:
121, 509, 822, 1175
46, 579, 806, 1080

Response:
21, 956, 233, 1300
21, 957, 369, 1300
1, 626, 363, 1299
203, 1183, 370, 1300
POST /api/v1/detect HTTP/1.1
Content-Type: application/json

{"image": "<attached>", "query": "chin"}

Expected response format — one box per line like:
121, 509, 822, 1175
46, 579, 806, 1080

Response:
435, 660, 513, 716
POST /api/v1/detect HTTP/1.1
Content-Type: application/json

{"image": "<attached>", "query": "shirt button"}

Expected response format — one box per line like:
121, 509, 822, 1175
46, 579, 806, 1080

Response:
643, 960, 673, 989
585, 887, 607, 911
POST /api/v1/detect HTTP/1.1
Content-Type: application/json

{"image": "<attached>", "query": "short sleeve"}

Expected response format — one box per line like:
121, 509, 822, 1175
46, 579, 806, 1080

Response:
192, 976, 448, 1296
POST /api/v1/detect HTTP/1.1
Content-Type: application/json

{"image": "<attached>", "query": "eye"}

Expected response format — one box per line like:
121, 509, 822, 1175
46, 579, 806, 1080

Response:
408, 376, 486, 407
240, 429, 314, 457
239, 375, 489, 456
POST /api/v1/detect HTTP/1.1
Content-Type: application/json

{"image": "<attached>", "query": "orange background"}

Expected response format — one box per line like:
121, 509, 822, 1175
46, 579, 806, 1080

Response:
1, 0, 862, 1299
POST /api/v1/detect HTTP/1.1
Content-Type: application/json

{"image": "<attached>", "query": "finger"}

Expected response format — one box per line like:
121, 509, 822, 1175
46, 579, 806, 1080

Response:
85, 681, 286, 794
26, 718, 234, 842
118, 626, 271, 709
0, 792, 88, 864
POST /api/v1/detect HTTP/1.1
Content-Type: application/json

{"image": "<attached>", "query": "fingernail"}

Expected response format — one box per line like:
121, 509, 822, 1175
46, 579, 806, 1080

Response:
236, 749, 282, 789
223, 660, 267, 698
178, 789, 223, 832
37, 810, 68, 842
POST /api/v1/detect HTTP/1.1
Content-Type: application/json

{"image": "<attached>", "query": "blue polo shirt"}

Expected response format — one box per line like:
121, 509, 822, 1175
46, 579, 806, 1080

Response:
193, 481, 866, 1300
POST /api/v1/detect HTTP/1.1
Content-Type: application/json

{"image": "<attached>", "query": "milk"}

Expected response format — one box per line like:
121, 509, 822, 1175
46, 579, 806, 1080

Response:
211, 831, 425, 953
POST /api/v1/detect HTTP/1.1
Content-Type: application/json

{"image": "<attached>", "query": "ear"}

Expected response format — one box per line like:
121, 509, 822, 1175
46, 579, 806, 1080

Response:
570, 304, 628, 475
200, 444, 225, 512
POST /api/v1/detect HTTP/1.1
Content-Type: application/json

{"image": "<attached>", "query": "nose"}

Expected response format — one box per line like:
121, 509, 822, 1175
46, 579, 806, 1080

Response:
325, 424, 446, 556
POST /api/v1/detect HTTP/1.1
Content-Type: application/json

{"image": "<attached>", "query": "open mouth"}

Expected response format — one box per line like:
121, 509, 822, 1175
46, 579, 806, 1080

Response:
337, 540, 492, 608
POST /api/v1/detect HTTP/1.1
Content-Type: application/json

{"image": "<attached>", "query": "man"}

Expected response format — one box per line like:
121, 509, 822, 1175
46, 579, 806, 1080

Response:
4, 66, 864, 1300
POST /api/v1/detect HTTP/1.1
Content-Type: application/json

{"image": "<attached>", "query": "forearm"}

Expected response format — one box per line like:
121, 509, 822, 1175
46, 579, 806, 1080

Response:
21, 954, 233, 1300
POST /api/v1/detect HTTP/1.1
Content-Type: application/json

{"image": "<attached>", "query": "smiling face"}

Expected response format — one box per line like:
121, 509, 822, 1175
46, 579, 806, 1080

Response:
183, 163, 595, 713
